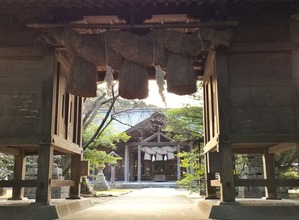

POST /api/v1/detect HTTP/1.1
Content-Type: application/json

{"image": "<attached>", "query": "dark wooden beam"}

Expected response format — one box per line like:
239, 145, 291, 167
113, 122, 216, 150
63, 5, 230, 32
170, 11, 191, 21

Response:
0, 180, 37, 187
0, 180, 78, 188
27, 21, 238, 30
228, 42, 299, 53
235, 179, 299, 187
268, 143, 296, 154
0, 146, 21, 155
211, 179, 299, 187
232, 148, 264, 154
52, 135, 83, 155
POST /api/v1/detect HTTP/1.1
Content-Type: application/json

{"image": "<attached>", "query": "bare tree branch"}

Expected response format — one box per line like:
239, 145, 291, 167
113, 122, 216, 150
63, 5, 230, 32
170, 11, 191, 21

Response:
95, 117, 114, 141
83, 93, 106, 130
63, 87, 118, 176
111, 117, 134, 129
83, 94, 118, 150
82, 86, 119, 149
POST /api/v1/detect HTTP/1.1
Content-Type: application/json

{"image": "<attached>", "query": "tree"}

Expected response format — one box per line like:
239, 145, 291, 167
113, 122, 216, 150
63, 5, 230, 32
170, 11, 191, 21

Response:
84, 149, 121, 168
275, 148, 298, 172
163, 106, 204, 192
275, 148, 299, 183
82, 88, 119, 151
163, 106, 203, 143
82, 85, 156, 151
0, 153, 14, 195
0, 153, 14, 180
234, 154, 249, 178
176, 147, 205, 193
61, 90, 119, 176
83, 122, 130, 150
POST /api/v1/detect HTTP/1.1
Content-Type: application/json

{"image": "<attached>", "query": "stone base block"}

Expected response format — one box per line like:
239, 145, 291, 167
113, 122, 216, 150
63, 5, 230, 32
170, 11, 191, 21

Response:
0, 199, 93, 220
198, 199, 299, 220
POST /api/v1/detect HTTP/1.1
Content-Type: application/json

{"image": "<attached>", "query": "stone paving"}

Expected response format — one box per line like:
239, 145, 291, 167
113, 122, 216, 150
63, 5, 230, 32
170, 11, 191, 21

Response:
59, 188, 209, 220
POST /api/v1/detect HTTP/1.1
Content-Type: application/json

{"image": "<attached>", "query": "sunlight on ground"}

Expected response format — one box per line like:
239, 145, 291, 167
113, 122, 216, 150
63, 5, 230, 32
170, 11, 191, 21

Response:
97, 189, 133, 193
95, 189, 133, 197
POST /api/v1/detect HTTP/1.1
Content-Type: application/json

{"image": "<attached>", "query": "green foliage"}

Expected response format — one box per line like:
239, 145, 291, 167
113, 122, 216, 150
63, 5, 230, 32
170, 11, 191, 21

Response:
163, 106, 204, 192
234, 155, 249, 177
163, 106, 203, 142
274, 148, 299, 189
280, 168, 299, 179
82, 95, 131, 175
83, 122, 130, 149
275, 148, 298, 172
84, 148, 121, 167
0, 153, 14, 180
176, 147, 205, 192
279, 167, 299, 189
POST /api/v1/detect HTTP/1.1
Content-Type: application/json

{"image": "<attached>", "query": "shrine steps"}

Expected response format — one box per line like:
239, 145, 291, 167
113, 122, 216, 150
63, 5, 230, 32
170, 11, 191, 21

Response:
118, 181, 179, 189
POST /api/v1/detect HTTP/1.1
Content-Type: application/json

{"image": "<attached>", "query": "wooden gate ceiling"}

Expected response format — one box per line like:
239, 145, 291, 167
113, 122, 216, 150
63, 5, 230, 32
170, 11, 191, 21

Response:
1, 0, 299, 84
1, 0, 299, 33
1, 1, 299, 18
1, 1, 298, 50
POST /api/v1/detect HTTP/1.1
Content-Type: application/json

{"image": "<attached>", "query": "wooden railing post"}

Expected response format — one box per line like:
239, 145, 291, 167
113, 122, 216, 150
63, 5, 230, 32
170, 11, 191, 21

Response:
10, 150, 26, 200
35, 144, 53, 204
262, 149, 277, 199
69, 153, 82, 199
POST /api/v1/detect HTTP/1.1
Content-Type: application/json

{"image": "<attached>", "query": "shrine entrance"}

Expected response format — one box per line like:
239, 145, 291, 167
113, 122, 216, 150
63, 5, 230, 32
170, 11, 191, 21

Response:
102, 112, 190, 184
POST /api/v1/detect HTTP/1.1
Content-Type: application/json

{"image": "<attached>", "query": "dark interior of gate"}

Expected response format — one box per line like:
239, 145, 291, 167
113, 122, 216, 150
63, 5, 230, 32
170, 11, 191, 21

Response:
1, 0, 299, 204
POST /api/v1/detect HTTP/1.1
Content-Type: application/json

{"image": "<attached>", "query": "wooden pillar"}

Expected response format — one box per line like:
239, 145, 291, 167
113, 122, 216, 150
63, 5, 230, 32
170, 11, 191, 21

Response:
35, 144, 53, 204
291, 20, 299, 134
177, 145, 181, 180
137, 145, 141, 182
189, 145, 194, 175
204, 152, 218, 199
219, 144, 235, 202
130, 150, 134, 181
215, 51, 235, 202
69, 153, 81, 199
110, 165, 116, 188
262, 149, 277, 199
124, 145, 129, 182
10, 150, 26, 200
291, 21, 299, 176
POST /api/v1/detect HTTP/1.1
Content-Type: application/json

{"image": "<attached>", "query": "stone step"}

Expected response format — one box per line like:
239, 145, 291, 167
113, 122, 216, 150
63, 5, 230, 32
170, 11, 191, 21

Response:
198, 199, 299, 220
119, 181, 179, 189
0, 198, 94, 220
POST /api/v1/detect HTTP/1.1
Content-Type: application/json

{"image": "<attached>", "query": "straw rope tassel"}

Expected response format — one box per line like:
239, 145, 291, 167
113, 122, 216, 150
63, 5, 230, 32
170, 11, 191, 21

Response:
104, 33, 115, 93
155, 65, 167, 106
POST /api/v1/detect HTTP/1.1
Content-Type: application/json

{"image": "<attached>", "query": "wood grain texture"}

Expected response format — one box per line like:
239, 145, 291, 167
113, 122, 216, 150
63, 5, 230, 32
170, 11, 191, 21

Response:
228, 52, 292, 87
235, 179, 299, 187
230, 86, 294, 107
230, 107, 297, 134
233, 25, 289, 43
